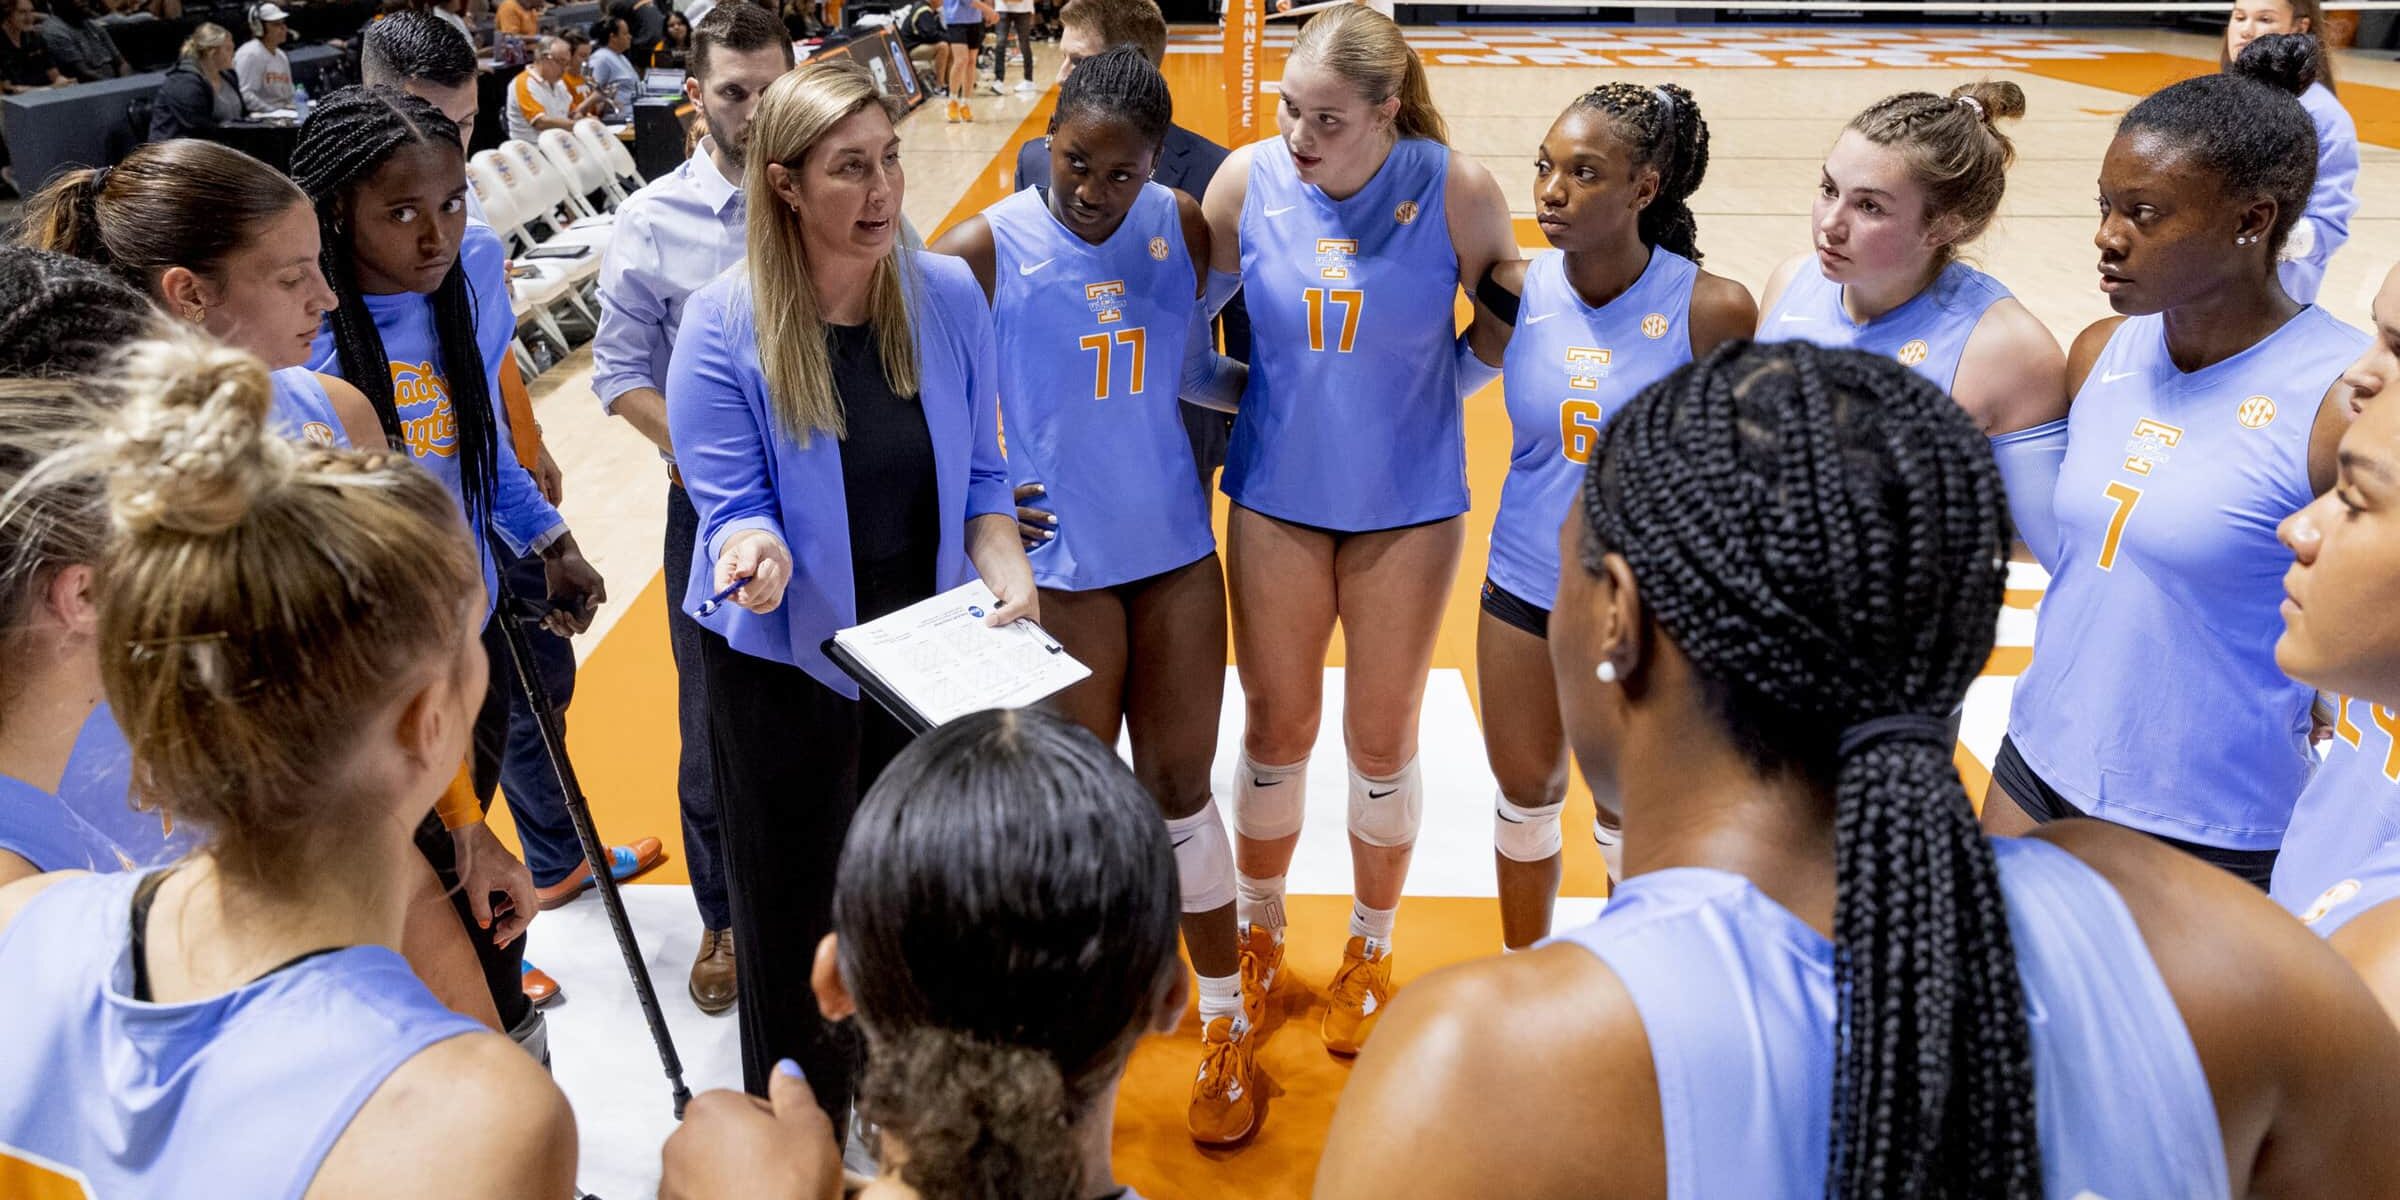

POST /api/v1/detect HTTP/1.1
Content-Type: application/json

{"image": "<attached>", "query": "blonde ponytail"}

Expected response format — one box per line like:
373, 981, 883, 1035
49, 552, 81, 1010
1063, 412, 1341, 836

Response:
1292, 4, 1447, 146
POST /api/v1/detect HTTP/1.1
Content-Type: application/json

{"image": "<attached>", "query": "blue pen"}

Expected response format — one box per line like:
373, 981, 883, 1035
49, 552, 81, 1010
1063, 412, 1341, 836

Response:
694, 576, 749, 618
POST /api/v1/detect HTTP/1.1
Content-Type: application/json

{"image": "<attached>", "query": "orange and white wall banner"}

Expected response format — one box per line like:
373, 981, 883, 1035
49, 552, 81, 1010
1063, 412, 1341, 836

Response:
1222, 0, 1261, 147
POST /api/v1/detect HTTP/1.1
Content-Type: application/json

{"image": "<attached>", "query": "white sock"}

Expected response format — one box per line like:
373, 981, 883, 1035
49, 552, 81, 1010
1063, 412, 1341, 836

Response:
1236, 872, 1286, 934
1196, 971, 1242, 1027
1350, 899, 1397, 948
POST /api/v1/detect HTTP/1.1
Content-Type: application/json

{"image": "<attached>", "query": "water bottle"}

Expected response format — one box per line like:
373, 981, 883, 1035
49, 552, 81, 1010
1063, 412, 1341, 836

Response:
292, 83, 310, 119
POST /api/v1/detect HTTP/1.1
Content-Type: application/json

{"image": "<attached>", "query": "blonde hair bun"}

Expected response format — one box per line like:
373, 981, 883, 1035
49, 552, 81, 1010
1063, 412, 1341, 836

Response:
104, 332, 290, 540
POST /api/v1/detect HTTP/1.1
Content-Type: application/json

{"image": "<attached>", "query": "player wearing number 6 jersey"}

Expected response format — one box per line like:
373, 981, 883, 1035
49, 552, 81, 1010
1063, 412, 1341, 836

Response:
1198, 4, 1516, 1059
1994, 73, 2365, 888
931, 46, 1254, 1145
1464, 82, 1753, 948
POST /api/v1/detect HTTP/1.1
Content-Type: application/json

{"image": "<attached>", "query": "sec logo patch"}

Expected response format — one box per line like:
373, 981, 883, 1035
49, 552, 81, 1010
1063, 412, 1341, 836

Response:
1640, 313, 1669, 340
1148, 236, 1169, 261
2237, 394, 2277, 429
1896, 339, 1930, 367
1394, 200, 1419, 226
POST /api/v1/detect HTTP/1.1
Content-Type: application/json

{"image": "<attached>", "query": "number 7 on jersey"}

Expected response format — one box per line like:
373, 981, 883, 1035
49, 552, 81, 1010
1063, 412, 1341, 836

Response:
2096, 481, 2141, 571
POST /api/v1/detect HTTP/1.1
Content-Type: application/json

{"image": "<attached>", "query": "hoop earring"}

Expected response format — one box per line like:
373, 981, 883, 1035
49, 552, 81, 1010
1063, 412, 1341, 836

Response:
1595, 661, 1619, 684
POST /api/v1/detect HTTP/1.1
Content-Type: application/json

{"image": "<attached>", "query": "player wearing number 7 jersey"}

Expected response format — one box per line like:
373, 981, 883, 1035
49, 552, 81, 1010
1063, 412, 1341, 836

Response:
932, 46, 1257, 1146
1198, 4, 1517, 1062
1464, 82, 1753, 949
1994, 73, 2366, 888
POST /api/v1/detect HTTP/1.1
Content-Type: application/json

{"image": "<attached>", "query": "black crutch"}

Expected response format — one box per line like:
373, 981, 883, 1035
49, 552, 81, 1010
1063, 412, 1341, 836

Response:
489, 558, 693, 1120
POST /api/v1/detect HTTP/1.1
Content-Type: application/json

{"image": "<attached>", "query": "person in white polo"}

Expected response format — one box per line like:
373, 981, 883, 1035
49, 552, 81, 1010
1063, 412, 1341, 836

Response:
506, 35, 575, 141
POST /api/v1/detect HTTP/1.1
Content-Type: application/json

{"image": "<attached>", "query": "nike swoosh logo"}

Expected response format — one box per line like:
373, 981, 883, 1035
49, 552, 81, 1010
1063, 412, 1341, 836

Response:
1264, 204, 1297, 217
1252, 777, 1282, 788
1018, 257, 1055, 276
1525, 311, 1558, 325
1778, 314, 1815, 324
1368, 788, 1396, 799
2101, 369, 2137, 384
1171, 834, 1195, 848
1497, 809, 1526, 823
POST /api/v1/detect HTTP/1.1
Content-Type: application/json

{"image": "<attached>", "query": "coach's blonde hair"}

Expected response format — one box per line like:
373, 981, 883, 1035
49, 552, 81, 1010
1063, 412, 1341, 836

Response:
1289, 4, 1447, 145
65, 331, 481, 887
744, 60, 917, 445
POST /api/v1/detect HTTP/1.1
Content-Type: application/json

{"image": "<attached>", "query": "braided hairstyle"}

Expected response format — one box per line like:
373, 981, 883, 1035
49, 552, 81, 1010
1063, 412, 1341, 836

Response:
1577, 340, 2035, 1197
0, 246, 166, 379
1568, 82, 1709, 263
1046, 43, 1170, 146
290, 85, 502, 529
1848, 81, 2027, 266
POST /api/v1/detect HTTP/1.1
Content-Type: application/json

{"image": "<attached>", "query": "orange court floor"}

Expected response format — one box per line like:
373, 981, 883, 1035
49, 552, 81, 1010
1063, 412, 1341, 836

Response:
492, 25, 2400, 1196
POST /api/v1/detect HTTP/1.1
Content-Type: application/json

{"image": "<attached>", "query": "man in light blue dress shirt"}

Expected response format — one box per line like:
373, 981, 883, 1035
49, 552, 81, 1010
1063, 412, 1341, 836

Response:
594, 0, 793, 1014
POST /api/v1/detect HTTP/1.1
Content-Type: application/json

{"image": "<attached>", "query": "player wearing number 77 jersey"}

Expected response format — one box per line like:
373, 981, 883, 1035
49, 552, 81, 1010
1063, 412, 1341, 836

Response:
1994, 72, 2365, 889
932, 45, 1261, 1146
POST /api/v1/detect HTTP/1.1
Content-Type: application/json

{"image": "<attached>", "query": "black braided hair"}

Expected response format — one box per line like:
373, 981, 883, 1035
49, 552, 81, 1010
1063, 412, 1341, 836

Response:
1046, 43, 1171, 145
360, 8, 477, 88
2119, 72, 2315, 260
0, 245, 164, 378
1577, 340, 2037, 1198
289, 85, 502, 530
1570, 81, 1709, 264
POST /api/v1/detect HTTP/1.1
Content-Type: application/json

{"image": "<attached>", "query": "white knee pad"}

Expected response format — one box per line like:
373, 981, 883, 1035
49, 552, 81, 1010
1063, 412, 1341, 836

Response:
1234, 754, 1308, 840
1592, 815, 1624, 882
1348, 758, 1424, 849
1165, 799, 1238, 913
1494, 791, 1565, 863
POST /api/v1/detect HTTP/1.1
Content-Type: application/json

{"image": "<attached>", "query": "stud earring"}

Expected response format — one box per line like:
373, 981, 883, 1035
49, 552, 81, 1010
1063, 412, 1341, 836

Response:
1595, 661, 1619, 684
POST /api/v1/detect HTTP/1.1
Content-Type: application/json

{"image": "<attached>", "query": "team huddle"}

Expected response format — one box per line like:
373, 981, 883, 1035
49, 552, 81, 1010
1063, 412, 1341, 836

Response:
6, 0, 2400, 1193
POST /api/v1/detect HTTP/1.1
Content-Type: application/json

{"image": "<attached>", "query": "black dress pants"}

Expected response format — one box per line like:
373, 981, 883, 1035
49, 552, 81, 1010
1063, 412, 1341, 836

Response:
698, 631, 914, 1132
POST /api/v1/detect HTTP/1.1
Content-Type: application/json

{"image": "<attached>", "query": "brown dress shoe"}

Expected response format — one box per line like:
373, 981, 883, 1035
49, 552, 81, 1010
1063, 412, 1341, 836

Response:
690, 927, 736, 1014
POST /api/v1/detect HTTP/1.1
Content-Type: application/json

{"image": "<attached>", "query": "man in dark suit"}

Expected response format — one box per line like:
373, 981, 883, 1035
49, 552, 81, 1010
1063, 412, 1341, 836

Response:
1010, 0, 1248, 487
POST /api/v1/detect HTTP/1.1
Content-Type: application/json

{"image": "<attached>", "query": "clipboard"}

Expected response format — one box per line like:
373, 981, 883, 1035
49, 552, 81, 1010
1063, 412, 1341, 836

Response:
822, 580, 1090, 733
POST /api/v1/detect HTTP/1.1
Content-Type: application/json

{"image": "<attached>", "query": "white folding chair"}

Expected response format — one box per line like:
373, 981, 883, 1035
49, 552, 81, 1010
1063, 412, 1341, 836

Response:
539, 128, 623, 210
577, 116, 644, 191
503, 138, 604, 223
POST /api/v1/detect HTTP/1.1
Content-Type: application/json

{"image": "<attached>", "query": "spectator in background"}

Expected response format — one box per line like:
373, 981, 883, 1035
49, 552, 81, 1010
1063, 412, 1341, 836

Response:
431, 0, 473, 45
656, 6, 690, 65
1, 0, 67, 90
38, 0, 128, 81
507, 34, 577, 139
585, 14, 637, 116
233, 2, 295, 113
497, 0, 540, 37
619, 0, 662, 70
560, 26, 595, 109
148, 23, 243, 140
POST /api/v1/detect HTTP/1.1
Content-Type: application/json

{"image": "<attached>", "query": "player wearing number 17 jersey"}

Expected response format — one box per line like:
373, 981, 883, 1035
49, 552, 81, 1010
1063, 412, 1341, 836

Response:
1198, 5, 1518, 1061
1995, 73, 2365, 888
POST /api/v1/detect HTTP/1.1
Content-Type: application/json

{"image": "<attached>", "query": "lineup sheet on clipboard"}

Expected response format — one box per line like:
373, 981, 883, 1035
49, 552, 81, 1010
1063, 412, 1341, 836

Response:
830, 580, 1092, 728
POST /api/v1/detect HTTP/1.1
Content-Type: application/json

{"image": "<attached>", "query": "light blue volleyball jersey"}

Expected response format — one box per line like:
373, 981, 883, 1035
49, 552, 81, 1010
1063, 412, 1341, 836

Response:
2009, 308, 2364, 849
2272, 697, 2400, 935
0, 870, 485, 1199
0, 704, 188, 875
1757, 259, 2009, 394
1546, 837, 2225, 1197
267, 367, 348, 449
1488, 247, 1695, 611
1224, 137, 1465, 532
985, 183, 1214, 590
2281, 82, 2359, 306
